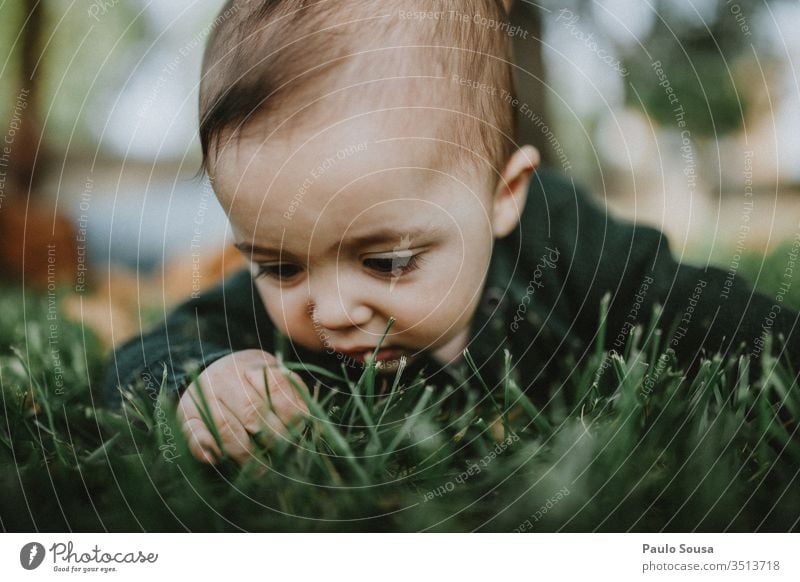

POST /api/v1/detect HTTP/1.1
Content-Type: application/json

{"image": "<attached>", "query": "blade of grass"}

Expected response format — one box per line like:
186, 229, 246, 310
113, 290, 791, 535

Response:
734, 355, 750, 411
362, 317, 396, 407
83, 433, 122, 464
186, 369, 228, 461
345, 373, 381, 449
595, 292, 611, 363
380, 384, 435, 467
280, 366, 369, 483
462, 349, 504, 427
505, 377, 552, 434
500, 349, 516, 439
375, 355, 408, 430
281, 362, 346, 383
11, 347, 67, 465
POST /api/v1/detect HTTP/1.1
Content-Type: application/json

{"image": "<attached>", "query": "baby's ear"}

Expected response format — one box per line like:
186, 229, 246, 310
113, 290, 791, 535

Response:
491, 145, 539, 239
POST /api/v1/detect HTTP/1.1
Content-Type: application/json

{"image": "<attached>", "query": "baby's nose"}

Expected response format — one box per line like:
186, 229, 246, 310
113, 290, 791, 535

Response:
308, 294, 372, 331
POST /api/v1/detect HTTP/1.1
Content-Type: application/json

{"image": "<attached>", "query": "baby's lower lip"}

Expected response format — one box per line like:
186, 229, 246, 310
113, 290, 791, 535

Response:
343, 348, 403, 363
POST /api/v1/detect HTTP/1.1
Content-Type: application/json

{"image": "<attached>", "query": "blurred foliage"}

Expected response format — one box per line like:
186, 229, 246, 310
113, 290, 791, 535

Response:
618, 0, 780, 137
0, 1, 147, 148
548, 0, 792, 138
734, 239, 800, 309
1, 1, 787, 150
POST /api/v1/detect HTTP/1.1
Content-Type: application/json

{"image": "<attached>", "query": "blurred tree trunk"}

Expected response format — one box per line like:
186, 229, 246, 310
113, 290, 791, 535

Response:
510, 2, 553, 166
9, 0, 44, 190
0, 0, 76, 289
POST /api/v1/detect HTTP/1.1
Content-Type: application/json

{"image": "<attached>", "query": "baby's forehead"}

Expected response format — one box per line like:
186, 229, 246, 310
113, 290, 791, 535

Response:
218, 118, 491, 244
221, 107, 473, 190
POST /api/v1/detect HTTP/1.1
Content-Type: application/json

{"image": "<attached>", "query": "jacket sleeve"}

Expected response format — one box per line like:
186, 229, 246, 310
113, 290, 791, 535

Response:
526, 170, 800, 382
102, 268, 276, 407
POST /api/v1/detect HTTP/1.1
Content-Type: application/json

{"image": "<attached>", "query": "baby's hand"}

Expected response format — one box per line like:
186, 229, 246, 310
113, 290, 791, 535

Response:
176, 349, 309, 464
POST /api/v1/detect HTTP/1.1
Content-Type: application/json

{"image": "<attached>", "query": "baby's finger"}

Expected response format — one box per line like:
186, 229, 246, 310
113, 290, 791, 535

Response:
238, 397, 272, 435
233, 365, 307, 426
215, 400, 255, 464
263, 366, 310, 412
180, 416, 222, 464
249, 412, 297, 451
176, 388, 201, 423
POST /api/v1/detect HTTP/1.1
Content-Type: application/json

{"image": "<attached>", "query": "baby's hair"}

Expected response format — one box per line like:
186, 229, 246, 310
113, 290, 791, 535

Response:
199, 0, 516, 181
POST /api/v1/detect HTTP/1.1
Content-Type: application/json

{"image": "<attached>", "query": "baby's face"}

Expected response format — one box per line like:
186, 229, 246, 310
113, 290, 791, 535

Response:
213, 109, 507, 370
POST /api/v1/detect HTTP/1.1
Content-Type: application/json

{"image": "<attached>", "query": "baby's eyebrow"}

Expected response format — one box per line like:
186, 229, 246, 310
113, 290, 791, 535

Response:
234, 242, 300, 261
235, 226, 438, 260
342, 226, 432, 248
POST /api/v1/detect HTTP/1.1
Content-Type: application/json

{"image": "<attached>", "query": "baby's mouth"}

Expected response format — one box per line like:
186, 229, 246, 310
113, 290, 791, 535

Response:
339, 347, 405, 364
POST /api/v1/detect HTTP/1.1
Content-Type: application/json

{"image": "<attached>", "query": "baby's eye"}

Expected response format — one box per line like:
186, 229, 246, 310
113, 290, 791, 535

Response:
256, 262, 302, 281
363, 252, 422, 276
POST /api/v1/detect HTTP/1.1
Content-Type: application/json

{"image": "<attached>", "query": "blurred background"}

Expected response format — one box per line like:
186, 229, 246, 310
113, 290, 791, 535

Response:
0, 0, 798, 353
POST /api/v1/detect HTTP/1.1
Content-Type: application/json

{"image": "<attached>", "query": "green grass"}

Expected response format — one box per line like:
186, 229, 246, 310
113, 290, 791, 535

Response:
734, 239, 800, 309
1, 246, 799, 532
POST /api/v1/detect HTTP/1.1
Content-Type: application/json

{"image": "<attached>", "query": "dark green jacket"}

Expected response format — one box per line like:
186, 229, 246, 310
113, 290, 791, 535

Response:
103, 168, 800, 406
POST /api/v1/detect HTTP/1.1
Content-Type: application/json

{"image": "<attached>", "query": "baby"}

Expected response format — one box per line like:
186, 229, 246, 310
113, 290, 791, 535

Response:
105, 0, 800, 465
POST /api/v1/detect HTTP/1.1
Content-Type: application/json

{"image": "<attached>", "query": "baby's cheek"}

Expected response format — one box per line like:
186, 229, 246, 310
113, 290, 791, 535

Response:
257, 286, 318, 348
393, 288, 469, 335
411, 268, 485, 335
415, 260, 483, 311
